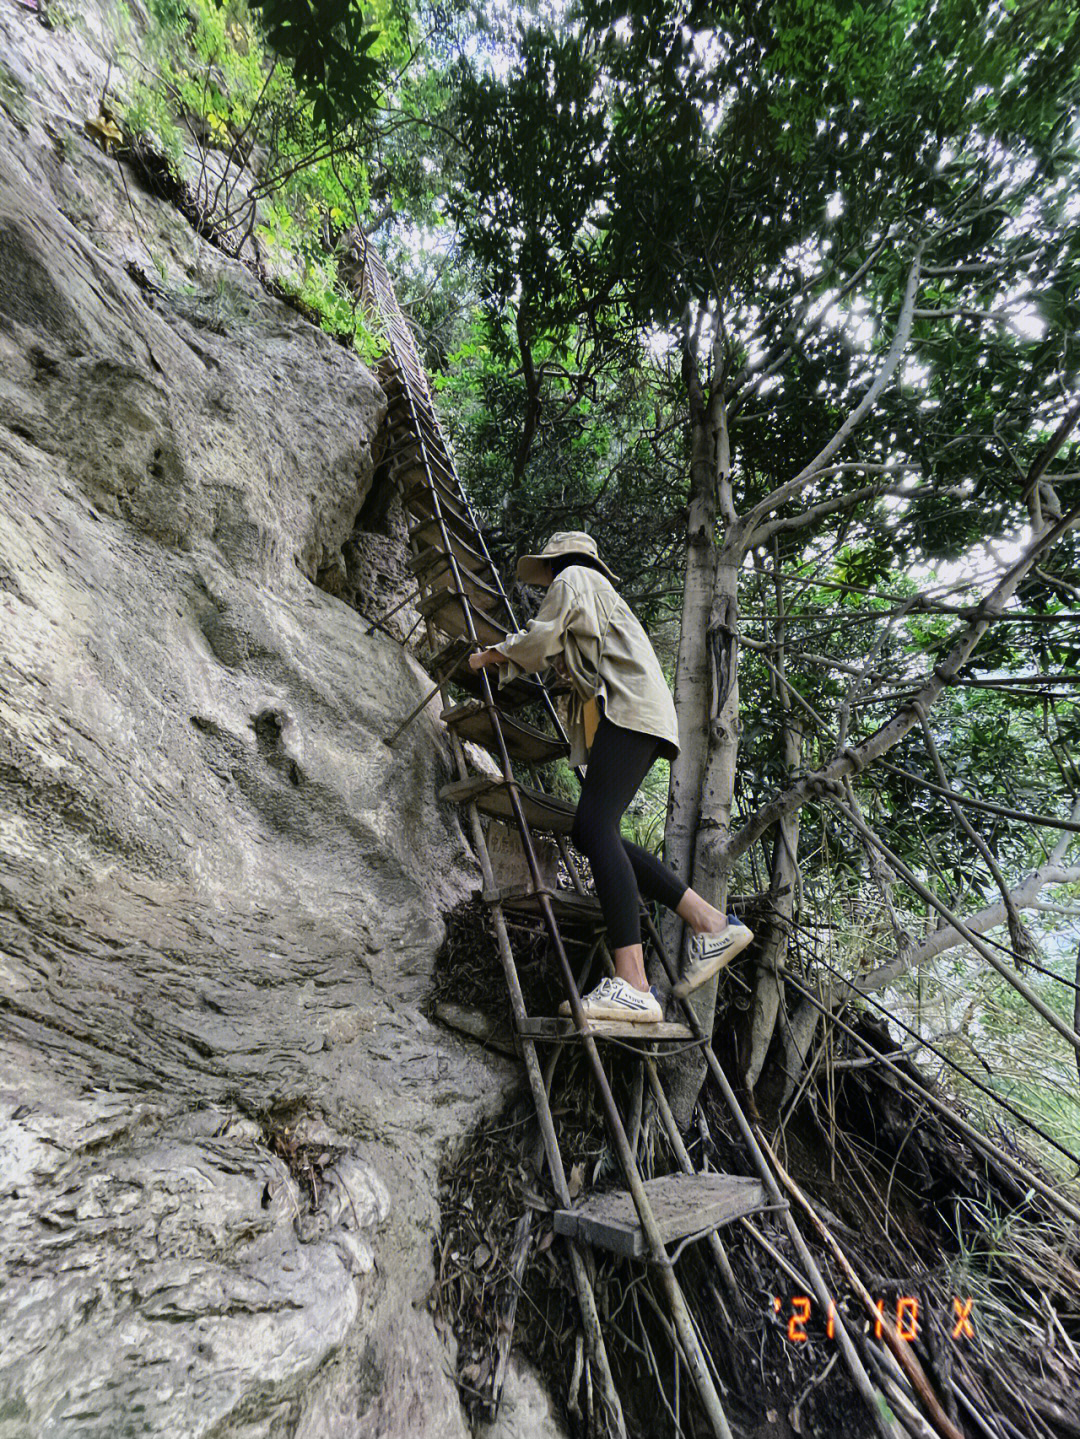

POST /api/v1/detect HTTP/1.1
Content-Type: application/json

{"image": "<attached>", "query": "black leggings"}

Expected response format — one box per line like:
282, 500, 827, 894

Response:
570, 712, 689, 949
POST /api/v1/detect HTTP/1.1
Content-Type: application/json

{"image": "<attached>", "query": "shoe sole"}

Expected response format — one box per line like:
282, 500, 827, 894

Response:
672, 926, 754, 999
558, 1001, 663, 1023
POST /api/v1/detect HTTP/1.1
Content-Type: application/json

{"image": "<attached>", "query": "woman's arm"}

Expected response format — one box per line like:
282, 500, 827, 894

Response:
467, 647, 504, 671
469, 578, 576, 675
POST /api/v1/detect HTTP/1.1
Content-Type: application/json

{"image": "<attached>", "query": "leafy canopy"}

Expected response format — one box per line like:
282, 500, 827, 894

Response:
249, 0, 385, 130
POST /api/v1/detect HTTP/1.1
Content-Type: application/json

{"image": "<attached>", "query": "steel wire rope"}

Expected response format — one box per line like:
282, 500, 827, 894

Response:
778, 877, 1080, 1169
780, 944, 1080, 1172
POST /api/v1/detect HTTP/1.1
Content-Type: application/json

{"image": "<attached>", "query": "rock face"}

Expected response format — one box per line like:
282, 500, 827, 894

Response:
0, 4, 525, 1435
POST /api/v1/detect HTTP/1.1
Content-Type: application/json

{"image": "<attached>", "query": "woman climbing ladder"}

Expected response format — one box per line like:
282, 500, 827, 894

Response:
468, 530, 754, 1021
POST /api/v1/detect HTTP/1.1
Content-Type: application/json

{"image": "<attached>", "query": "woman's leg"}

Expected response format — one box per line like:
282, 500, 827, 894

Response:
571, 717, 739, 993
571, 715, 684, 988
621, 817, 735, 952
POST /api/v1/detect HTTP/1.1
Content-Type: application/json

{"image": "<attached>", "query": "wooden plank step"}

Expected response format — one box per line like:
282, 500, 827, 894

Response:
482, 884, 602, 924
424, 638, 549, 711
418, 590, 509, 647
419, 556, 504, 613
409, 539, 490, 583
519, 1018, 695, 1044
390, 394, 439, 433
385, 419, 445, 462
408, 517, 493, 577
554, 1174, 769, 1259
439, 775, 576, 834
400, 471, 472, 528
442, 700, 569, 764
386, 413, 440, 457
407, 503, 484, 553
449, 665, 550, 711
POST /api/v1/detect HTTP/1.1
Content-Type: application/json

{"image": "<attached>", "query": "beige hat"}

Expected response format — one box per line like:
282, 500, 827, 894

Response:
514, 530, 620, 586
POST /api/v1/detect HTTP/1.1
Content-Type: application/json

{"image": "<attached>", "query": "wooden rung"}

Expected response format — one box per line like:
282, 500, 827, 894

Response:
442, 700, 569, 764
482, 884, 602, 924
419, 558, 503, 613
519, 1017, 695, 1043
407, 503, 483, 552
554, 1174, 769, 1259
401, 474, 473, 529
409, 544, 486, 584
418, 590, 509, 647
394, 396, 439, 432
387, 415, 440, 455
408, 517, 494, 577
410, 550, 503, 615
401, 466, 468, 512
439, 775, 576, 834
447, 665, 549, 712
423, 638, 548, 710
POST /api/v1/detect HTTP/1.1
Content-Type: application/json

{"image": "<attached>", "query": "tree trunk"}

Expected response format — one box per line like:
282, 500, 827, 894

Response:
745, 715, 803, 1094
513, 304, 542, 483
655, 345, 721, 973
662, 538, 743, 1128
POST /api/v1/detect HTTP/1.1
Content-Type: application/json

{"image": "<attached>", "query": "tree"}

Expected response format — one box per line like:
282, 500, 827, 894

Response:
446, 0, 1080, 1124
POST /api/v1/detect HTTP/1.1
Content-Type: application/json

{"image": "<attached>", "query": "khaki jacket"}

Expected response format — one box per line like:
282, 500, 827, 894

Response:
491, 565, 680, 769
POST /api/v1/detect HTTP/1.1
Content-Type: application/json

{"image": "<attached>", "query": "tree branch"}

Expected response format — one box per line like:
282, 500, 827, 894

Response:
738, 244, 924, 537
720, 500, 1080, 870
753, 479, 931, 547
855, 851, 1080, 994
915, 708, 1037, 962
879, 761, 1080, 833
827, 798, 1080, 1055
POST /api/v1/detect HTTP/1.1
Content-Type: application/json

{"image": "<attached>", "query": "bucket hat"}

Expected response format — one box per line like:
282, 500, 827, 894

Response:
514, 530, 621, 586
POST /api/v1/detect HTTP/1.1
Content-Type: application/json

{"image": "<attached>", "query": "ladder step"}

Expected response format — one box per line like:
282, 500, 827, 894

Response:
482, 884, 602, 924
405, 493, 481, 549
408, 520, 491, 581
418, 590, 510, 648
391, 397, 439, 435
423, 638, 549, 711
439, 775, 576, 834
401, 470, 472, 527
519, 1017, 695, 1043
448, 665, 549, 711
554, 1174, 769, 1259
408, 517, 493, 577
409, 533, 496, 585
419, 557, 503, 613
442, 701, 569, 765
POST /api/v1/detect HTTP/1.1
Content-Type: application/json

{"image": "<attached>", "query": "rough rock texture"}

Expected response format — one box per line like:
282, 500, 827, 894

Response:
475, 1357, 571, 1439
0, 4, 529, 1435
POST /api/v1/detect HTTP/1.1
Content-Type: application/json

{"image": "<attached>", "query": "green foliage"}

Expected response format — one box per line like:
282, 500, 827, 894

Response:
249, 0, 384, 132
146, 0, 191, 26
114, 0, 422, 357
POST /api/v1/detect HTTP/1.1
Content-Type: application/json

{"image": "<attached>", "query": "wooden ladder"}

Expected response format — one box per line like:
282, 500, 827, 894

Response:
338, 229, 893, 1439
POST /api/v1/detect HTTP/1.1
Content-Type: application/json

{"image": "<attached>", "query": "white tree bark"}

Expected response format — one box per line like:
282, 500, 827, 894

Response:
857, 856, 1080, 997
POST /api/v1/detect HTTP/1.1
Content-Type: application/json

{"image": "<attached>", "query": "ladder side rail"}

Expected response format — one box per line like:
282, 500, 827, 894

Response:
394, 356, 738, 1439
349, 229, 742, 1438
345, 239, 576, 746
642, 1054, 748, 1318
342, 231, 568, 724
373, 380, 629, 1436
449, 731, 629, 1439
550, 833, 746, 1315
348, 230, 624, 1433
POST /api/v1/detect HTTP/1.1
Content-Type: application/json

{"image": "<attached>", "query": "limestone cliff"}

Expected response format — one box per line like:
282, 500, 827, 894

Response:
0, 4, 549, 1435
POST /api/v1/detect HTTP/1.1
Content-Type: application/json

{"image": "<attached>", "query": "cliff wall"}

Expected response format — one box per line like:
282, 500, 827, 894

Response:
0, 5, 547, 1435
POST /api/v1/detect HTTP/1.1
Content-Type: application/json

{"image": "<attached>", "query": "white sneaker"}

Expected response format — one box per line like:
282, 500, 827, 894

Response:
673, 918, 755, 998
558, 975, 664, 1023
